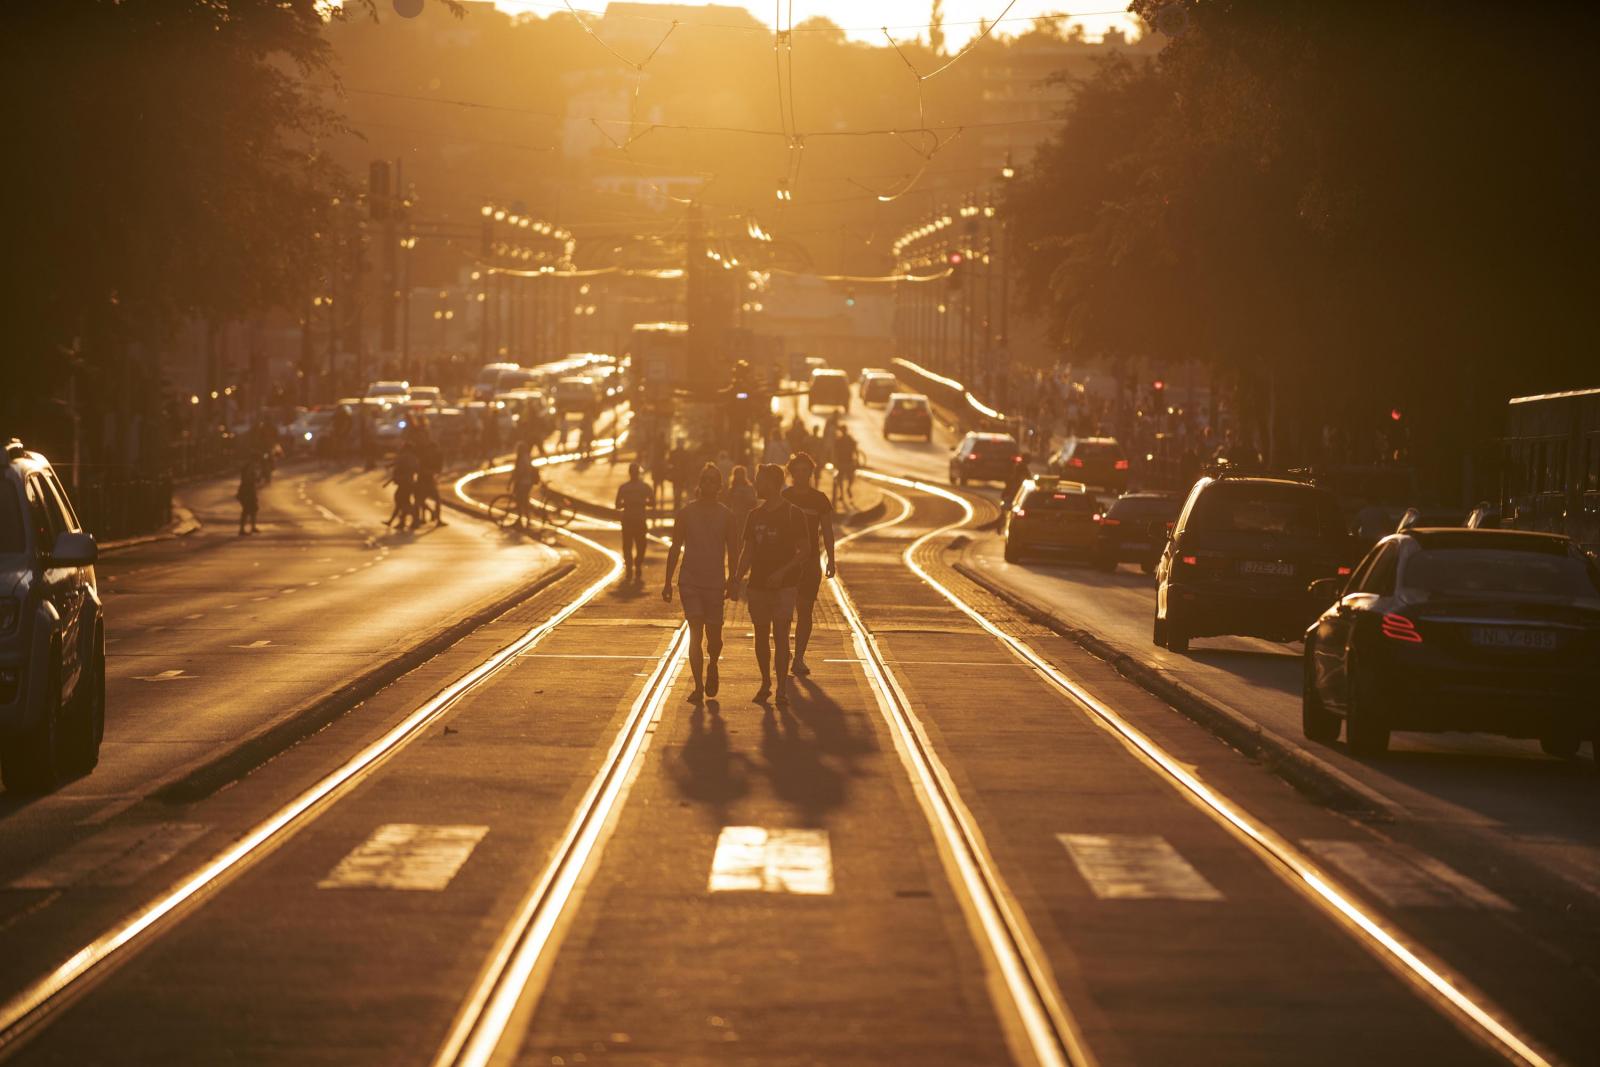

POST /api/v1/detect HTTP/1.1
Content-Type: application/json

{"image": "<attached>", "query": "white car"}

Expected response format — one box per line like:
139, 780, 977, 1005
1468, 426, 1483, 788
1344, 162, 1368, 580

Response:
365, 380, 411, 402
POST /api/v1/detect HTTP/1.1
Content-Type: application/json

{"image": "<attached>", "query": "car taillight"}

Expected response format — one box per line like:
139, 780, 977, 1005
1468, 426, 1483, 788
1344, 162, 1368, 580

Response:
964, 454, 976, 462
1113, 459, 1130, 470
1066, 457, 1084, 468
1337, 566, 1352, 576
1096, 515, 1120, 526
1012, 454, 1023, 463
1381, 613, 1422, 643
1180, 555, 1198, 566
1013, 508, 1027, 519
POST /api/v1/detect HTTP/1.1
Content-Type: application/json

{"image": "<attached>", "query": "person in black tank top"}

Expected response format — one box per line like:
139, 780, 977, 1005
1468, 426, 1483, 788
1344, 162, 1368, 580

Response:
780, 452, 836, 678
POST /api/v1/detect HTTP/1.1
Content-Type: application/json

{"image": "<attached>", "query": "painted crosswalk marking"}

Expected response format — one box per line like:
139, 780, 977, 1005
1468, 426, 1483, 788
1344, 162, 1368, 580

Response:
9, 822, 209, 889
318, 824, 488, 891
1058, 833, 1223, 901
708, 827, 833, 895
133, 669, 189, 682
1303, 839, 1512, 910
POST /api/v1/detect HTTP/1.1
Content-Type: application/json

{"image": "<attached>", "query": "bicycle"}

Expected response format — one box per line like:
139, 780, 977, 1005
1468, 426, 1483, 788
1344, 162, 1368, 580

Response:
486, 484, 576, 534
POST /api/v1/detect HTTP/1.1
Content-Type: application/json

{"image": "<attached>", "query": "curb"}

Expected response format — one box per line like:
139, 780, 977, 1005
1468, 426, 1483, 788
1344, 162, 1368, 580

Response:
949, 556, 1395, 821
99, 505, 202, 555
152, 558, 577, 804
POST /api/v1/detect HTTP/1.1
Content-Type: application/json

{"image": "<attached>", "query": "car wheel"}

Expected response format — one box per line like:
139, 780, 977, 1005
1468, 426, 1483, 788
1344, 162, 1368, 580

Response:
1301, 645, 1341, 744
1, 653, 65, 794
1539, 731, 1581, 760
1141, 560, 1157, 576
1152, 614, 1168, 649
1095, 557, 1117, 574
67, 626, 106, 773
1166, 623, 1189, 654
1344, 653, 1391, 757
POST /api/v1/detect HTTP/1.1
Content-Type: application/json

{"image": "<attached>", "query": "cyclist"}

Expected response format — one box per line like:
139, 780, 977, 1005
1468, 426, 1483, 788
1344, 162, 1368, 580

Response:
510, 440, 540, 529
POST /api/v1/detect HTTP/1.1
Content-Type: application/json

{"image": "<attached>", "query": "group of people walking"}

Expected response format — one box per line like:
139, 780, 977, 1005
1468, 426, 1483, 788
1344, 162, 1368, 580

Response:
660, 451, 836, 709
383, 430, 447, 531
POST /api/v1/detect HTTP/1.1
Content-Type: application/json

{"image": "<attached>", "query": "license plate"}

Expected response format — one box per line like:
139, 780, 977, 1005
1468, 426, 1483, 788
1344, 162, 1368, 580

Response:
1240, 560, 1294, 577
1469, 627, 1558, 650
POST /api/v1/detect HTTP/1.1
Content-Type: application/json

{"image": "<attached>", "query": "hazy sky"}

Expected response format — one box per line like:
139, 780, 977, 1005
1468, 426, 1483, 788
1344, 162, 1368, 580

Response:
491, 1, 1142, 49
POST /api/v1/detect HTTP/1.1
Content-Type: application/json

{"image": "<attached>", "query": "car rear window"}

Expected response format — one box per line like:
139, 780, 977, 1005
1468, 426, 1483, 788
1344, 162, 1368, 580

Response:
968, 436, 1018, 456
0, 483, 23, 554
1074, 442, 1123, 459
1402, 548, 1600, 598
1188, 483, 1345, 538
1109, 497, 1178, 520
1022, 489, 1097, 512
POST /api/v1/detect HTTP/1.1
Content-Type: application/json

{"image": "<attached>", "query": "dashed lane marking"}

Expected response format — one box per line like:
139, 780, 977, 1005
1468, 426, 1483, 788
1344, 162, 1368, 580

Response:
133, 669, 190, 682
230, 640, 272, 649
708, 827, 833, 895
9, 823, 209, 889
318, 824, 489, 891
184, 613, 203, 620
1058, 833, 1224, 902
1303, 840, 1513, 910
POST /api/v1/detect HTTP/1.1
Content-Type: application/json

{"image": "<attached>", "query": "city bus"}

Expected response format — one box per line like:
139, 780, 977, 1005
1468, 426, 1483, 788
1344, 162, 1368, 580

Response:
1500, 386, 1600, 550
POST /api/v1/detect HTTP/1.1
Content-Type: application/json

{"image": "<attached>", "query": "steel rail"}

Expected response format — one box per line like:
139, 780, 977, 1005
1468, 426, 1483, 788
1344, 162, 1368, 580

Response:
827, 490, 1094, 1067
0, 458, 625, 1058
430, 624, 688, 1067
860, 470, 1555, 1067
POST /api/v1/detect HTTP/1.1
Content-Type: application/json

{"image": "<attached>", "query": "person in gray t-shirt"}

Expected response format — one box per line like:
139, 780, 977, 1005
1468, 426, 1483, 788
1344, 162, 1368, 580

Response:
663, 462, 740, 703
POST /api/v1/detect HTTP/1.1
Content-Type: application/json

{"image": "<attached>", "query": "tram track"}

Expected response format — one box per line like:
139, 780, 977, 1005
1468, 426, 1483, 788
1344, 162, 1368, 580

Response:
858, 470, 1555, 1067
0, 450, 630, 1059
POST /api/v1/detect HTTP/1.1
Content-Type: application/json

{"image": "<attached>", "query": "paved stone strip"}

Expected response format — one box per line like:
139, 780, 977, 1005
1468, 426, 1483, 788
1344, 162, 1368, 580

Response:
1303, 839, 1513, 910
9, 823, 210, 890
1057, 833, 1225, 901
318, 823, 489, 891
707, 827, 834, 895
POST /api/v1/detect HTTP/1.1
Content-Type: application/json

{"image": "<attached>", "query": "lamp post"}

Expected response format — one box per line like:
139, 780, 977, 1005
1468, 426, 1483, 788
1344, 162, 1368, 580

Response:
998, 152, 1015, 362
399, 235, 416, 381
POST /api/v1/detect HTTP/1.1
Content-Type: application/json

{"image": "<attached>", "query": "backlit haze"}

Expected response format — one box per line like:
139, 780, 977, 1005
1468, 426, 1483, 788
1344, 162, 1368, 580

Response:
492, 0, 1143, 47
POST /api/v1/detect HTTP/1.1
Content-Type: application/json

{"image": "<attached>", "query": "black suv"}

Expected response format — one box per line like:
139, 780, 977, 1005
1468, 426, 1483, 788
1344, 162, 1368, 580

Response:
949, 432, 1024, 487
1154, 472, 1356, 653
1, 440, 106, 793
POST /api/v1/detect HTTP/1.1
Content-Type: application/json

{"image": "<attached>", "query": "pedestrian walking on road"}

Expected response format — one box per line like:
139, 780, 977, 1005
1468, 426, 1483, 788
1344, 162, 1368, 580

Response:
385, 441, 420, 531
615, 461, 654, 584
236, 459, 260, 536
781, 452, 836, 678
417, 432, 446, 526
731, 463, 809, 707
663, 462, 740, 703
724, 464, 757, 536
832, 428, 859, 509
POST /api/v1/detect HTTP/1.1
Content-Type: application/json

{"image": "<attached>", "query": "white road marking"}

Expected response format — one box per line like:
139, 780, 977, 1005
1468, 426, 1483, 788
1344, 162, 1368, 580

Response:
133, 669, 189, 682
306, 581, 320, 587
223, 604, 238, 610
1058, 833, 1223, 901
327, 574, 341, 581
1303, 840, 1512, 910
10, 823, 209, 889
184, 613, 203, 620
231, 640, 271, 649
252, 596, 269, 602
708, 827, 833, 895
319, 824, 489, 891
281, 588, 297, 595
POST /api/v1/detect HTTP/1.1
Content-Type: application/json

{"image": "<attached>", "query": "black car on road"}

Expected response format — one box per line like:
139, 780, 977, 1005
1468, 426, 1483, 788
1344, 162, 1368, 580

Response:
1302, 528, 1600, 757
1, 439, 106, 793
883, 393, 933, 441
950, 432, 1024, 487
1050, 435, 1130, 493
1095, 492, 1182, 574
1154, 472, 1356, 653
1003, 477, 1097, 563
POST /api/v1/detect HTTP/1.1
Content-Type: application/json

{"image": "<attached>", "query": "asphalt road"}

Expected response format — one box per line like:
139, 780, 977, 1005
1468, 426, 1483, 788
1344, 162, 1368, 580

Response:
0, 460, 561, 880
0, 403, 1593, 1065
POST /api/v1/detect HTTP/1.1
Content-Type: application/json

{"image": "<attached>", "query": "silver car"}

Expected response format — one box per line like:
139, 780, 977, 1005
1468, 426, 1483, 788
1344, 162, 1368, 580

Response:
1, 440, 105, 793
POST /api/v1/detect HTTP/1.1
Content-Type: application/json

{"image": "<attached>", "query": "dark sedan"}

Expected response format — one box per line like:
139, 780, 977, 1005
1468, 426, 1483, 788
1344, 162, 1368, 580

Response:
950, 432, 1024, 487
1095, 492, 1182, 574
1302, 528, 1600, 757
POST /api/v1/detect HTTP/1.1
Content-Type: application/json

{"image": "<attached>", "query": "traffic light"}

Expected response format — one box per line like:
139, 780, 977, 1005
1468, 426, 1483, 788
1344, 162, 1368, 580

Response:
1152, 379, 1165, 393
946, 251, 965, 291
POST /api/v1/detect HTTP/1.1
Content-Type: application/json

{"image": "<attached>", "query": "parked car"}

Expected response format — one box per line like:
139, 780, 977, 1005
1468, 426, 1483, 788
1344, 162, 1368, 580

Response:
860, 371, 898, 407
474, 362, 520, 401
808, 368, 850, 412
1154, 471, 1358, 652
1003, 477, 1098, 563
1302, 528, 1600, 757
949, 432, 1024, 486
1050, 435, 1130, 492
1094, 492, 1182, 574
883, 393, 933, 441
553, 376, 600, 416
1, 440, 105, 793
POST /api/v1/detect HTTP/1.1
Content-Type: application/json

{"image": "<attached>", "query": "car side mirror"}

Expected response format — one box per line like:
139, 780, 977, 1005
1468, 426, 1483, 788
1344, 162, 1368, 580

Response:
48, 530, 97, 567
1306, 576, 1341, 607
